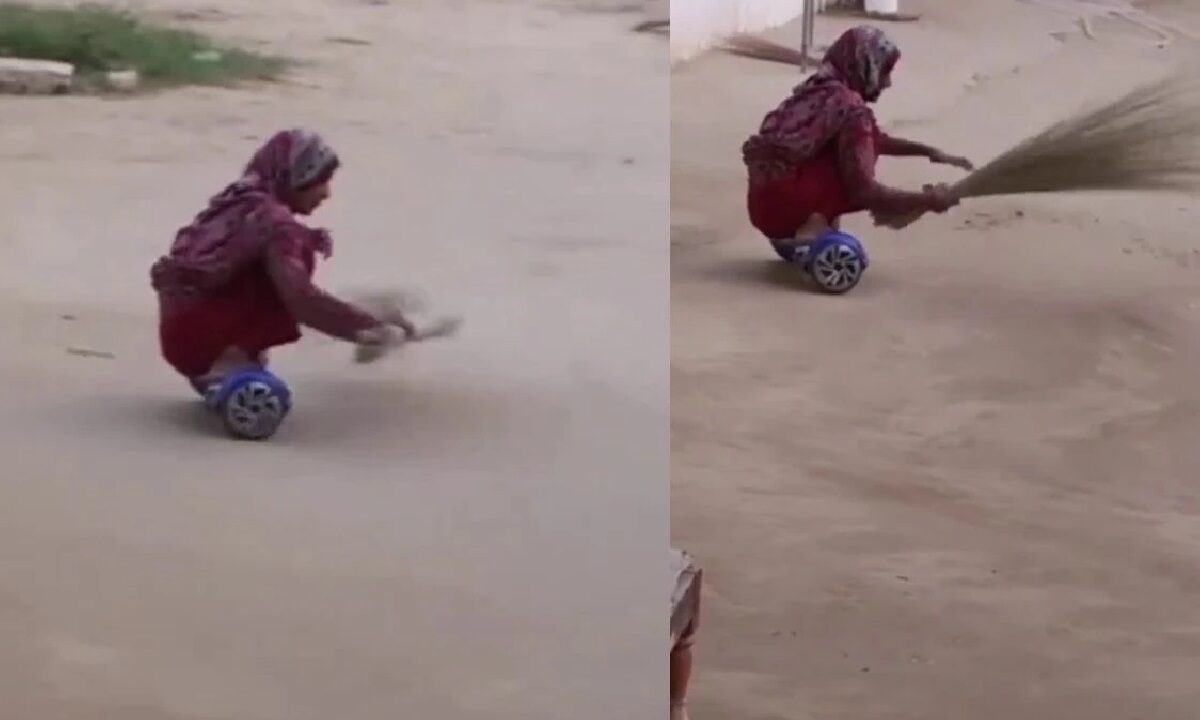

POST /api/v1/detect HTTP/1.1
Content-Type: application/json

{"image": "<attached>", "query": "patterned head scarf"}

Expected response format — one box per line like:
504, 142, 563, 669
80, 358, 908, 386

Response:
821, 25, 899, 100
244, 128, 340, 196
742, 26, 900, 172
150, 129, 339, 295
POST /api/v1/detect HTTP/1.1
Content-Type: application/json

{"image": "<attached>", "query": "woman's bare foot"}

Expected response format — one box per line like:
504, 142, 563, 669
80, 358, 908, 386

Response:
772, 213, 832, 249
794, 213, 832, 244
191, 347, 266, 399
777, 213, 833, 261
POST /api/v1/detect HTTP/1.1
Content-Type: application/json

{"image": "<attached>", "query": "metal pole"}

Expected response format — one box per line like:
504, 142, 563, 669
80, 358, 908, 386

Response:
799, 0, 812, 67
796, 0, 816, 69
807, 0, 817, 52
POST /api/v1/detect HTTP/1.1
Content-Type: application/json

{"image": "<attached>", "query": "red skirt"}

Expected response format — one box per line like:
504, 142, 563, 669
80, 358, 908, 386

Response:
158, 263, 302, 378
746, 149, 865, 241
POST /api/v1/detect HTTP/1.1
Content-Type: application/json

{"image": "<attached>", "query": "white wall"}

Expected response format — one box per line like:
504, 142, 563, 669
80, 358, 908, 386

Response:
670, 0, 839, 62
670, 0, 803, 62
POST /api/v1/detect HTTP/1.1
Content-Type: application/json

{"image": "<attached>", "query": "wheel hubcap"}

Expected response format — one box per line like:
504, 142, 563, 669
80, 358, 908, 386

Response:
224, 380, 287, 439
812, 244, 863, 292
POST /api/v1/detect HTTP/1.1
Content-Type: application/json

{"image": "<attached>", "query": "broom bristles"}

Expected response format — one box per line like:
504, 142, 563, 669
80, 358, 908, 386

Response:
878, 69, 1200, 229
717, 34, 810, 67
959, 70, 1200, 199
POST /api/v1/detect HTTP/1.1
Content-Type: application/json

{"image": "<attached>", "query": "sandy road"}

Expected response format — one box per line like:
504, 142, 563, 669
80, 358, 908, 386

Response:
0, 1, 667, 718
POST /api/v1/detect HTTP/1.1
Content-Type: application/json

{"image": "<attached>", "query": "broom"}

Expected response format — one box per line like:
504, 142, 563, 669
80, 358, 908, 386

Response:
349, 288, 464, 364
353, 316, 463, 364
876, 69, 1200, 229
717, 34, 815, 67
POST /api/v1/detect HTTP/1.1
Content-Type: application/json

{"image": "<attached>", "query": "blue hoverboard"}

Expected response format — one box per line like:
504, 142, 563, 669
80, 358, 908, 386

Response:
776, 230, 870, 295
205, 369, 292, 440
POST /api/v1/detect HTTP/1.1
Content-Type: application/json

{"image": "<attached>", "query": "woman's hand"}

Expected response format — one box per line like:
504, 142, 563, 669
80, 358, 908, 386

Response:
370, 302, 416, 339
928, 149, 974, 172
353, 325, 400, 364
873, 183, 957, 229
922, 182, 959, 213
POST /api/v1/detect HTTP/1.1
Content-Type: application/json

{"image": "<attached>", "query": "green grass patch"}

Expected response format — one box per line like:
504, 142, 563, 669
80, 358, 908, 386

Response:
0, 2, 285, 89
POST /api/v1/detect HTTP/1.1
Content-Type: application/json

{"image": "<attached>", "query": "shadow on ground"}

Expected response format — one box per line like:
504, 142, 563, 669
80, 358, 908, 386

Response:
699, 257, 901, 298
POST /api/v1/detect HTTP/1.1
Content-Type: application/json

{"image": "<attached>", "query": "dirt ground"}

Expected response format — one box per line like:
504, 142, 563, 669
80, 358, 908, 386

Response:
672, 1, 1200, 718
0, 1, 666, 718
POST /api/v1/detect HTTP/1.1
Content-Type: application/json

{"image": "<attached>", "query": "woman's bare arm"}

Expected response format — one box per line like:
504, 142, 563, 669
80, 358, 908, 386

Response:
264, 231, 383, 342
838, 122, 941, 217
